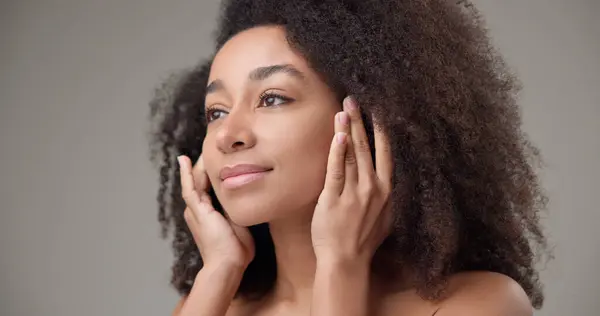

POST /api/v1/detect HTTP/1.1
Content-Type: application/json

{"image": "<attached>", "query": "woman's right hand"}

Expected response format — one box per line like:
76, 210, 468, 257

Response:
178, 155, 255, 270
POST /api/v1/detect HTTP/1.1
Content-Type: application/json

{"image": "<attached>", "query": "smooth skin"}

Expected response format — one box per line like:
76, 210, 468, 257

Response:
172, 26, 532, 316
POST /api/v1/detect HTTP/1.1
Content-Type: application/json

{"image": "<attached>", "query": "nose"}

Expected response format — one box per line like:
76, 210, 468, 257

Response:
215, 109, 257, 154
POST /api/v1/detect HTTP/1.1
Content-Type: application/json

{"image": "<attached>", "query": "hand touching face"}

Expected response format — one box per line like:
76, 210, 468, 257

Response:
311, 96, 394, 264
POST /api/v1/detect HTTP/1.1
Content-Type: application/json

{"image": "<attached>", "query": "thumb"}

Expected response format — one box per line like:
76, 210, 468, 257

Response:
229, 219, 255, 265
224, 211, 254, 251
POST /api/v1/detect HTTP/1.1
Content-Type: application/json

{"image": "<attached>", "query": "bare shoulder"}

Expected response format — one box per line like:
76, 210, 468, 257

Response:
379, 271, 532, 316
434, 271, 533, 316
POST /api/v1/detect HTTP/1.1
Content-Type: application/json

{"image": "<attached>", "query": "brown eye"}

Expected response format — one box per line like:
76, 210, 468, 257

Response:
259, 92, 292, 107
206, 108, 227, 123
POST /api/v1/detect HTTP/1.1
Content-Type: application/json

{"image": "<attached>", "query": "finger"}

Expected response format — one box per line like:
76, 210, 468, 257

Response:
343, 96, 374, 178
184, 207, 198, 231
183, 207, 202, 245
230, 221, 251, 240
184, 207, 211, 259
183, 207, 197, 227
229, 219, 253, 251
336, 112, 357, 186
373, 115, 393, 191
192, 154, 212, 204
323, 132, 348, 196
223, 211, 254, 252
178, 155, 209, 217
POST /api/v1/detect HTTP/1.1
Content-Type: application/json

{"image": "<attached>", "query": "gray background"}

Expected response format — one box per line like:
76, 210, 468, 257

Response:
1, 0, 598, 315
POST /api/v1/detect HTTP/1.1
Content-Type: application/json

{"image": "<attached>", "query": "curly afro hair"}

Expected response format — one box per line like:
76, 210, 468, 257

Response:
148, 0, 549, 308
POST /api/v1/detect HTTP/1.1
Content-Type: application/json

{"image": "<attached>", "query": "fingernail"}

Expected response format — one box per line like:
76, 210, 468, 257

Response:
338, 112, 349, 125
344, 96, 357, 111
177, 155, 184, 167
336, 132, 347, 144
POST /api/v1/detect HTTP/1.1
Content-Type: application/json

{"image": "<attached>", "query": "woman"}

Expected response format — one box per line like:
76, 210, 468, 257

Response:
149, 0, 548, 315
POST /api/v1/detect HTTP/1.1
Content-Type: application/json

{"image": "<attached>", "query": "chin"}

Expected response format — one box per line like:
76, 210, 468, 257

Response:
221, 199, 277, 227
216, 187, 313, 227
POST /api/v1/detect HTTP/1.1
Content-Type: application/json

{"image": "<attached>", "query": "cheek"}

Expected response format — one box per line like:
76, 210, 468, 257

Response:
275, 117, 334, 192
288, 125, 332, 169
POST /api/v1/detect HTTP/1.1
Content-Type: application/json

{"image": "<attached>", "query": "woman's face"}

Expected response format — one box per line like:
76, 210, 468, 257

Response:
202, 26, 341, 226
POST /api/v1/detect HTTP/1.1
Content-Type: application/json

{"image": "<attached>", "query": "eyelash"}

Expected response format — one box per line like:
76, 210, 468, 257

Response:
259, 91, 293, 107
205, 92, 294, 123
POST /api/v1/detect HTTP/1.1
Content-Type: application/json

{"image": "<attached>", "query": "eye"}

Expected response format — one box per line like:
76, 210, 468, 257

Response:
205, 107, 227, 123
205, 92, 293, 123
259, 92, 293, 108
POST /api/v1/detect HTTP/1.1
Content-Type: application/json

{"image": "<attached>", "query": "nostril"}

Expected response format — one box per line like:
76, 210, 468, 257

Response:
231, 141, 245, 149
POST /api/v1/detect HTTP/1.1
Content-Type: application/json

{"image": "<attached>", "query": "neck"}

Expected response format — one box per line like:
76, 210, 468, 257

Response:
267, 207, 316, 304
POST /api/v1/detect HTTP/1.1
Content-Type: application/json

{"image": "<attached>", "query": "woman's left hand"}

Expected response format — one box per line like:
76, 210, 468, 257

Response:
311, 96, 394, 266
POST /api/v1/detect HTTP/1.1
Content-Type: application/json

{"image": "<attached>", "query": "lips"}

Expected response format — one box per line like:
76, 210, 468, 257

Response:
219, 164, 272, 180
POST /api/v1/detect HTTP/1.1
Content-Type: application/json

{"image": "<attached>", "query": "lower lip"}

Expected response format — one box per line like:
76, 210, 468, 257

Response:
221, 170, 271, 190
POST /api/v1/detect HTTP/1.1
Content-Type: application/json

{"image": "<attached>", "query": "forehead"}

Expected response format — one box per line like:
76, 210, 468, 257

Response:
209, 26, 311, 82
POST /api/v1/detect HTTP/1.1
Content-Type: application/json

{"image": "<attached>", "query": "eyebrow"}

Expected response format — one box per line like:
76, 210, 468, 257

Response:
205, 64, 305, 94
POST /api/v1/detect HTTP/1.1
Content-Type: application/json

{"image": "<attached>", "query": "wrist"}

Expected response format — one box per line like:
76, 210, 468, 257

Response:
194, 261, 246, 290
200, 262, 245, 280
313, 253, 371, 316
184, 261, 246, 316
202, 258, 247, 274
316, 252, 371, 271
316, 255, 371, 280
189, 262, 245, 298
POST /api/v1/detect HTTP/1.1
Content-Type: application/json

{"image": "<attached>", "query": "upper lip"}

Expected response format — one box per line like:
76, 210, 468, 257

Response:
219, 164, 272, 180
